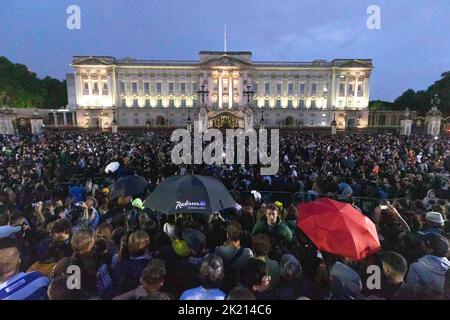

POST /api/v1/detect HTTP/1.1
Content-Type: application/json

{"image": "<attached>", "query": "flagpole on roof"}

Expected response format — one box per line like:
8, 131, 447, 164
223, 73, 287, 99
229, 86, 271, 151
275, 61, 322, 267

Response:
224, 24, 227, 52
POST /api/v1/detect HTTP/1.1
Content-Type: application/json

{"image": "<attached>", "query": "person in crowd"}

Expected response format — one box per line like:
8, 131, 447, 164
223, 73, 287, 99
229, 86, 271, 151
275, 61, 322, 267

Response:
113, 259, 169, 300
405, 232, 450, 298
0, 238, 49, 300
252, 234, 280, 288
112, 230, 151, 295
252, 204, 293, 245
53, 228, 113, 299
180, 254, 226, 300
239, 258, 273, 300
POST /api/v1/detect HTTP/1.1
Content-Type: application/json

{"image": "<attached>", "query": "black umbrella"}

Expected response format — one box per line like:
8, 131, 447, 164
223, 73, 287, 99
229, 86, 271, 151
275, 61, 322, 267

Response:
110, 175, 148, 199
144, 175, 236, 215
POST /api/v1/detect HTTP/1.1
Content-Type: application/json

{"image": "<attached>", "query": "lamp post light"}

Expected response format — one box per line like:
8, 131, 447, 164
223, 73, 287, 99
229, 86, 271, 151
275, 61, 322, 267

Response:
197, 84, 209, 106
331, 113, 337, 135
111, 110, 118, 133
243, 85, 255, 106
186, 109, 193, 133
259, 110, 265, 129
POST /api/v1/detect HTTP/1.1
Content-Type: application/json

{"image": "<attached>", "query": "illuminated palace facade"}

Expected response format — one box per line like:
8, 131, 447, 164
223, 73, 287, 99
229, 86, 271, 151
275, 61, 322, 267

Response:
66, 51, 373, 130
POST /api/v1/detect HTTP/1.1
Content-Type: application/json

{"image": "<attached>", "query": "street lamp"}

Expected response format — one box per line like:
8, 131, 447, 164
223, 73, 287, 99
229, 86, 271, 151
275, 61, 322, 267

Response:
197, 84, 209, 105
260, 110, 265, 129
186, 109, 193, 133
111, 110, 118, 133
331, 113, 337, 135
243, 85, 255, 106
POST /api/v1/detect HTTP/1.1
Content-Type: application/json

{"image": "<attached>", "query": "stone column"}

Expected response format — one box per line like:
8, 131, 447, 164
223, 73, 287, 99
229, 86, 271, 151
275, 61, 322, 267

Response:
63, 113, 67, 126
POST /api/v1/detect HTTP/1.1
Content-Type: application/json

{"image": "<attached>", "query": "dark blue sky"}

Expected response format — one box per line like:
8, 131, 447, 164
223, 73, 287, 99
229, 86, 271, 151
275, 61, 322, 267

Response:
1, 0, 449, 101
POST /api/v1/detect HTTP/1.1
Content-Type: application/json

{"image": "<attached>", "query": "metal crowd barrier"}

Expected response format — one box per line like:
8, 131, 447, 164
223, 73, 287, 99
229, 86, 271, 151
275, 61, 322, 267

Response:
230, 190, 405, 215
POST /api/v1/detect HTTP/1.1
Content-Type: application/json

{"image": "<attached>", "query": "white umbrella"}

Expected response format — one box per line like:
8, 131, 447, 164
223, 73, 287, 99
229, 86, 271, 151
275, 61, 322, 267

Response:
105, 162, 120, 173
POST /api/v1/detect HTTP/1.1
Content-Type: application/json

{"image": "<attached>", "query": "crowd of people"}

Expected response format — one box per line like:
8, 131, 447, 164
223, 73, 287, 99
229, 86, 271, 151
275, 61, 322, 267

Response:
1, 130, 450, 300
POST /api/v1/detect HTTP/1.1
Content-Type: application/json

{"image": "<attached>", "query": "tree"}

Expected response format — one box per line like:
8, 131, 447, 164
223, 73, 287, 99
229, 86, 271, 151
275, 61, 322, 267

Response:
0, 56, 67, 109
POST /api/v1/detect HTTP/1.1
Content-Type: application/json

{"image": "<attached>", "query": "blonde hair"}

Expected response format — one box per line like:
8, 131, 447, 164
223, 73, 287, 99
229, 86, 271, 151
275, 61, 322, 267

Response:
71, 228, 95, 254
0, 247, 20, 277
128, 231, 150, 257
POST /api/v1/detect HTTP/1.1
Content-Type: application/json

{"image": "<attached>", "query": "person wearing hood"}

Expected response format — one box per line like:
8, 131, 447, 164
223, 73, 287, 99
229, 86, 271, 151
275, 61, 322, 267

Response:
405, 232, 450, 298
423, 189, 437, 211
328, 261, 365, 300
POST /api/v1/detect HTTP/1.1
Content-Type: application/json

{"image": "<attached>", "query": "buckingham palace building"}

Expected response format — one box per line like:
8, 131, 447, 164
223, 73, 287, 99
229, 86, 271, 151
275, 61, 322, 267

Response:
66, 51, 373, 130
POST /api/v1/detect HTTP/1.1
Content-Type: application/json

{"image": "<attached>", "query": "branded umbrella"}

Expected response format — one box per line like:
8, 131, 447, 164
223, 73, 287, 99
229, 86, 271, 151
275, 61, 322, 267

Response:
144, 175, 236, 215
109, 175, 148, 199
297, 197, 380, 261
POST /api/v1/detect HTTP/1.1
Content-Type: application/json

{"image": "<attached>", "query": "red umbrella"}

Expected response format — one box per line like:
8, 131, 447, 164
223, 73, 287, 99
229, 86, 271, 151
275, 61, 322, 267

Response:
297, 197, 380, 261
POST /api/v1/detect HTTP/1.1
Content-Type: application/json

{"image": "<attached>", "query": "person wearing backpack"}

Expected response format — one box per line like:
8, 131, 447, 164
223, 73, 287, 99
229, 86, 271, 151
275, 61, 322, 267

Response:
214, 221, 253, 293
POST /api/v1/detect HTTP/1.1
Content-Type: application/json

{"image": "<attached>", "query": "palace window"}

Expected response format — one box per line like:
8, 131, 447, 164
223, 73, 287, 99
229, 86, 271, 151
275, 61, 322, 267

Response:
323, 83, 328, 95
83, 81, 89, 95
348, 83, 354, 96
287, 100, 293, 108
253, 83, 258, 94
144, 82, 150, 94
156, 82, 162, 94
192, 82, 197, 92
276, 83, 282, 96
120, 82, 125, 94
133, 99, 139, 108
264, 83, 270, 95
264, 99, 270, 108
168, 82, 174, 95
145, 99, 151, 108
180, 83, 186, 94
169, 99, 175, 107
288, 83, 294, 95
311, 100, 316, 108
121, 98, 126, 107
181, 99, 187, 108
92, 82, 99, 95
157, 99, 163, 107
311, 83, 317, 96
275, 99, 281, 108
134, 118, 140, 125
339, 83, 345, 97
132, 82, 138, 95
299, 83, 306, 95
357, 83, 363, 97
102, 82, 108, 95
299, 99, 305, 108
